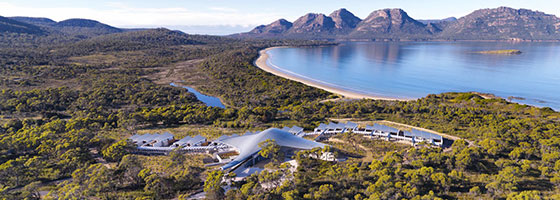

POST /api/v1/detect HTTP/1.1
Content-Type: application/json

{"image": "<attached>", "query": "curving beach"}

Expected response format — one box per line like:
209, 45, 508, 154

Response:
254, 47, 409, 101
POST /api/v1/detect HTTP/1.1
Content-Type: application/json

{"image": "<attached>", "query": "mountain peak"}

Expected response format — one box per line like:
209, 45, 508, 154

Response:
352, 8, 430, 37
441, 7, 560, 40
238, 7, 560, 41
288, 13, 335, 34
329, 8, 361, 30
249, 19, 293, 35
329, 8, 351, 16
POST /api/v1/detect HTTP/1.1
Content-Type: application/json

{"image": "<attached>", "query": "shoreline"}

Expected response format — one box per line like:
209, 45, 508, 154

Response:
254, 47, 412, 101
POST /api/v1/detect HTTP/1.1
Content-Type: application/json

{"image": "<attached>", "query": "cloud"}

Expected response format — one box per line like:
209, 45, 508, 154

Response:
0, 2, 282, 27
209, 7, 238, 12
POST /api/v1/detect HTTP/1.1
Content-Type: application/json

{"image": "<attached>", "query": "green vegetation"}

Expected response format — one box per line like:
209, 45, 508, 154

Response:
259, 139, 285, 164
1, 28, 559, 199
475, 49, 522, 54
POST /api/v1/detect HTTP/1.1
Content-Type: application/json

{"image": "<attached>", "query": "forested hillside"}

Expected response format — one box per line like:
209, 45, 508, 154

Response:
1, 26, 560, 199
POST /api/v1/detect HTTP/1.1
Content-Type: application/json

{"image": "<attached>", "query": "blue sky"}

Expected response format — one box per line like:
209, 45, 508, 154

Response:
0, 0, 558, 35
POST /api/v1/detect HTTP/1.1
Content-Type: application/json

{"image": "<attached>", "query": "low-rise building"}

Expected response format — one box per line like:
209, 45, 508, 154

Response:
219, 128, 326, 172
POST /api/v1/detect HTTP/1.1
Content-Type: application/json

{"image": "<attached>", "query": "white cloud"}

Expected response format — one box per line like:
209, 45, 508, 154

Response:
209, 7, 238, 12
0, 2, 282, 27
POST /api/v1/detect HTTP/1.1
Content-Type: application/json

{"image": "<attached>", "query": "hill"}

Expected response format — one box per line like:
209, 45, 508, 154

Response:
6, 17, 123, 38
8, 16, 57, 27
0, 16, 45, 34
56, 28, 209, 56
53, 18, 123, 37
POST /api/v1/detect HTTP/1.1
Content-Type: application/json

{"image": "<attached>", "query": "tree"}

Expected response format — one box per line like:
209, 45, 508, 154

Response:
258, 139, 285, 164
486, 166, 520, 196
506, 190, 543, 200
0, 157, 28, 187
204, 170, 225, 199
454, 147, 481, 171
19, 181, 41, 200
167, 149, 186, 169
313, 184, 335, 199
48, 164, 115, 199
116, 155, 143, 187
102, 139, 135, 162
479, 139, 504, 157
430, 172, 450, 193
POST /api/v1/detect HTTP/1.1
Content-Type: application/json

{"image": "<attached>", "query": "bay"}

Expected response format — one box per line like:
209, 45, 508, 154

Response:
267, 42, 560, 110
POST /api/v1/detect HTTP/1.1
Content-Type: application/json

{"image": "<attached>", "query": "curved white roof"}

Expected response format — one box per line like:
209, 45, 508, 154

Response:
220, 128, 326, 170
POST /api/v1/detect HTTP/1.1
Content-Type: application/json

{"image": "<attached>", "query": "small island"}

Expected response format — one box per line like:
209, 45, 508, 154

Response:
475, 49, 522, 54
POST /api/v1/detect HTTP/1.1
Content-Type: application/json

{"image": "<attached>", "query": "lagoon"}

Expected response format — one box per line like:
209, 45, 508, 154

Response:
266, 42, 560, 110
170, 83, 225, 108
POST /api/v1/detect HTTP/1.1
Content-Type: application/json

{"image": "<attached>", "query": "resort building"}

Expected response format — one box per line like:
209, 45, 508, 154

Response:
127, 121, 444, 175
410, 129, 444, 146
353, 125, 375, 135
313, 123, 328, 135
372, 124, 399, 138
130, 132, 174, 147
312, 122, 445, 146
172, 135, 207, 147
218, 128, 326, 172
280, 125, 305, 135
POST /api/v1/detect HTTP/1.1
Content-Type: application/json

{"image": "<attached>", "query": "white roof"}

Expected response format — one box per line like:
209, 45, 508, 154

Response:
133, 133, 153, 142
137, 146, 175, 151
215, 135, 231, 142
289, 126, 304, 134
220, 128, 326, 170
131, 133, 173, 145
344, 122, 358, 129
411, 129, 443, 140
315, 123, 327, 130
373, 124, 399, 133
190, 135, 207, 144
173, 136, 193, 145
174, 135, 206, 146
129, 134, 142, 140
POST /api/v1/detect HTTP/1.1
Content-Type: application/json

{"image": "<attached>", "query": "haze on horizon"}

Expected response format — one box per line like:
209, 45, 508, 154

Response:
1, 0, 559, 35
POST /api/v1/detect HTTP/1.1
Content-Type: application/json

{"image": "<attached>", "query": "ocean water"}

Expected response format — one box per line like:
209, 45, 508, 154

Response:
170, 83, 225, 108
267, 42, 560, 110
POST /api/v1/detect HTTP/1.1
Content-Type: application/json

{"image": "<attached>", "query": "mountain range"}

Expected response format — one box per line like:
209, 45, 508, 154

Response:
2, 6, 560, 41
236, 7, 560, 41
0, 16, 123, 38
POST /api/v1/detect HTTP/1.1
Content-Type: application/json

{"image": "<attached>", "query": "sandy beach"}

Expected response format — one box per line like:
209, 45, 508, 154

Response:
254, 47, 411, 101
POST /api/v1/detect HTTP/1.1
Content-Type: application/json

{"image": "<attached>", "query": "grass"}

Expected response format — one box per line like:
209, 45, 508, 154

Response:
327, 133, 411, 162
475, 49, 522, 54
136, 124, 264, 140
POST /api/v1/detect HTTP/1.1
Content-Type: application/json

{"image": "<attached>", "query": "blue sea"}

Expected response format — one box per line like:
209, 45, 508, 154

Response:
267, 42, 560, 110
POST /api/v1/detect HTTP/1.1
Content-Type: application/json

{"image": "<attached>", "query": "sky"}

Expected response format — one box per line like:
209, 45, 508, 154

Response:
0, 0, 559, 35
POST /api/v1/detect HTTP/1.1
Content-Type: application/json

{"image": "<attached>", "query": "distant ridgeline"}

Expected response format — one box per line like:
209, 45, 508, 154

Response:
0, 16, 130, 47
1, 16, 124, 37
233, 7, 560, 41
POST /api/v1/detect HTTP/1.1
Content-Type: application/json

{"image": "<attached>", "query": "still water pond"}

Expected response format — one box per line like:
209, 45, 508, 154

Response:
170, 83, 225, 108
